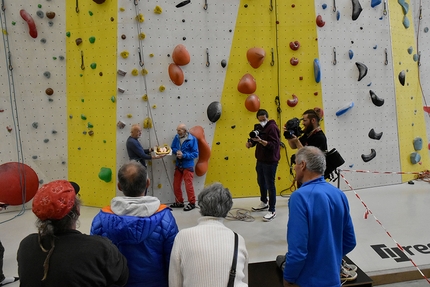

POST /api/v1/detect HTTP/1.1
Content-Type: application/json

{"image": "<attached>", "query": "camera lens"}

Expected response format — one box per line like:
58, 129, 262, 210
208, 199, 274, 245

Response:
249, 130, 259, 138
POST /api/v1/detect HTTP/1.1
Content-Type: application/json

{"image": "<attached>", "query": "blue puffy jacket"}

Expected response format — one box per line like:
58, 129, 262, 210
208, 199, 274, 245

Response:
91, 205, 178, 287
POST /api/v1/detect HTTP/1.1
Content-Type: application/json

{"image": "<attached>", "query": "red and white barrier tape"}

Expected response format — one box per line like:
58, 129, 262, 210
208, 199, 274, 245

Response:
339, 172, 430, 284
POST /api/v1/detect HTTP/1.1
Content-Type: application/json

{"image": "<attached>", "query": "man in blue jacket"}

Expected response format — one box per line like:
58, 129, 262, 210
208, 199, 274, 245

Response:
283, 146, 356, 287
170, 123, 199, 211
91, 161, 179, 287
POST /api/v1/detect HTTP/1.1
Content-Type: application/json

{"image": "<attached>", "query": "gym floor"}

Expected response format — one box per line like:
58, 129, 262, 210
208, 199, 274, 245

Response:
1, 179, 429, 286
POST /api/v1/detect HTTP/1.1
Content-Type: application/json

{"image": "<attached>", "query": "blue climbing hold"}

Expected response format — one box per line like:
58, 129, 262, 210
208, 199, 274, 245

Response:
413, 137, 423, 151
336, 11, 340, 21
371, 0, 381, 7
336, 102, 354, 116
398, 0, 409, 14
313, 59, 321, 83
410, 152, 421, 164
403, 16, 410, 29
407, 46, 413, 54
348, 50, 354, 59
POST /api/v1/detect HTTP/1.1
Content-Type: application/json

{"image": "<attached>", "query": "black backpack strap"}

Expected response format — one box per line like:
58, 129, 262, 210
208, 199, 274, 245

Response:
227, 232, 239, 287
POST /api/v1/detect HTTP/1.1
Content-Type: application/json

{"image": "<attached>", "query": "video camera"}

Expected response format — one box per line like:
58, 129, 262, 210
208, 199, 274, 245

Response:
284, 117, 303, 139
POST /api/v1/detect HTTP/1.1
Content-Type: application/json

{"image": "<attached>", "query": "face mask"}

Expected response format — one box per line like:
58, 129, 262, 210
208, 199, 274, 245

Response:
260, 120, 268, 127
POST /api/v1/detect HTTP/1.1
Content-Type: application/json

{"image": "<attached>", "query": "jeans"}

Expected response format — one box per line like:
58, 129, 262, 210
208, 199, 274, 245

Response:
256, 161, 278, 212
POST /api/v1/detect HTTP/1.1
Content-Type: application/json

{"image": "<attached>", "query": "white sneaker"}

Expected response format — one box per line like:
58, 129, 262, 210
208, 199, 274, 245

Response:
342, 259, 357, 272
252, 201, 268, 211
340, 266, 357, 281
263, 211, 276, 222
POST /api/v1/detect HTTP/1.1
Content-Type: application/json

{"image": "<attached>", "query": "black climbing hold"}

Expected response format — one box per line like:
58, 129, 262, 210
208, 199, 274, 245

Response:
231, 125, 236, 129
399, 70, 405, 86
369, 90, 384, 107
355, 62, 368, 81
216, 142, 220, 145
368, 128, 383, 140
207, 101, 222, 123
224, 156, 229, 160
361, 149, 376, 162
221, 59, 227, 68
352, 0, 363, 21
176, 0, 191, 8
408, 180, 414, 184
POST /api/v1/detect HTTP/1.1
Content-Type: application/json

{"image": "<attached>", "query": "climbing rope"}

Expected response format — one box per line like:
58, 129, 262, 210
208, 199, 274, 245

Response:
0, 1, 27, 221
226, 208, 255, 222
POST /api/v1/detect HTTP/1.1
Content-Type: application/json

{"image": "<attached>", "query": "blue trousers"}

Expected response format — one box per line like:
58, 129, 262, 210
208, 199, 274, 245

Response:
256, 161, 278, 212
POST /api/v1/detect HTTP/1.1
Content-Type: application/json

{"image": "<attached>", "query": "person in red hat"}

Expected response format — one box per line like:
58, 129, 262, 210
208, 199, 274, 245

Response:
17, 180, 129, 287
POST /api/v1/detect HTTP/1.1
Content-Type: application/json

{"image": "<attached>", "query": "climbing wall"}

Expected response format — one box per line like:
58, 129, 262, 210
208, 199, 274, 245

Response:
1, 0, 430, 209
0, 1, 67, 209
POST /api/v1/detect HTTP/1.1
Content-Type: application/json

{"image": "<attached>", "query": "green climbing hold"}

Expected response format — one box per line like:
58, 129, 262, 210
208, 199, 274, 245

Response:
90, 63, 97, 69
89, 36, 96, 43
53, 57, 57, 60
98, 167, 112, 182
111, 96, 116, 103
103, 140, 107, 143
12, 21, 16, 25
89, 11, 93, 16
88, 122, 94, 128
81, 98, 84, 102
81, 114, 87, 120
66, 31, 71, 37
38, 4, 42, 8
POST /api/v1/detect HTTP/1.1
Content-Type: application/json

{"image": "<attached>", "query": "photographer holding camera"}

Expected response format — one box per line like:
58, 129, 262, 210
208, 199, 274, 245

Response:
245, 109, 280, 222
285, 109, 327, 152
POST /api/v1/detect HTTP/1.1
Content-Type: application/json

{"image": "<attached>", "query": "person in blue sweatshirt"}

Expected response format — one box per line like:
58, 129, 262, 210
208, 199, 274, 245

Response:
283, 146, 356, 287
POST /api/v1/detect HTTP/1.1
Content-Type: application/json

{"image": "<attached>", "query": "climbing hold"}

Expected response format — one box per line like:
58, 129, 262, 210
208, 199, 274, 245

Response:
368, 128, 383, 140
287, 94, 298, 107
98, 167, 112, 182
361, 149, 376, 162
121, 34, 126, 40
43, 139, 49, 143
237, 73, 257, 94
190, 126, 211, 176
45, 88, 54, 96
413, 137, 423, 151
402, 16, 410, 29
410, 152, 421, 164
93, 0, 106, 3
81, 114, 87, 120
32, 122, 38, 128
48, 21, 54, 27
141, 69, 148, 76
336, 11, 340, 21
313, 59, 321, 83
245, 94, 260, 112
172, 44, 190, 66
89, 36, 96, 43
413, 54, 419, 62
355, 62, 368, 81
131, 68, 139, 76
176, 0, 191, 8
88, 122, 94, 129
398, 0, 409, 14
168, 63, 184, 86
207, 101, 222, 123
322, 3, 327, 9
352, 0, 363, 21
40, 38, 46, 44
138, 32, 145, 40
221, 59, 227, 68
43, 71, 51, 79
32, 155, 38, 159
20, 9, 38, 38
425, 27, 429, 33
289, 41, 300, 51
88, 130, 94, 136
348, 50, 354, 59
316, 15, 325, 27
143, 117, 153, 129
75, 38, 82, 45
336, 102, 354, 116
0, 162, 39, 205
52, 130, 57, 134
118, 88, 125, 93
36, 10, 44, 18
121, 51, 129, 59
142, 94, 148, 101
423, 106, 430, 114
154, 6, 163, 14
371, 0, 381, 7
111, 96, 116, 103
246, 47, 266, 69
290, 57, 299, 66
407, 46, 413, 54
159, 85, 166, 92
6, 126, 12, 132
369, 90, 384, 106
90, 63, 97, 69
46, 11, 56, 19
117, 69, 126, 76
399, 70, 406, 86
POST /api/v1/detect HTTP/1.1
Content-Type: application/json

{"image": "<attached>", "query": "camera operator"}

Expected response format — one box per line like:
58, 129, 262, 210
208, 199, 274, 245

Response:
245, 109, 280, 222
285, 109, 327, 152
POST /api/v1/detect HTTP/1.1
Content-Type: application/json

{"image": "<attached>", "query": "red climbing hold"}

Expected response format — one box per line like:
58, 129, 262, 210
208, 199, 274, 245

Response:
20, 9, 38, 38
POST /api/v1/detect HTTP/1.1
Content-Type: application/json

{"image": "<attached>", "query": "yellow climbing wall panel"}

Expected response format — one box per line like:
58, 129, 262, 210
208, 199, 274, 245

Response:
205, 0, 322, 197
66, 0, 117, 207
390, 0, 429, 180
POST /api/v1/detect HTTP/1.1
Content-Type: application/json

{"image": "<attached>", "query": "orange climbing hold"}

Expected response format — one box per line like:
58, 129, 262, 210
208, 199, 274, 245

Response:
172, 44, 190, 66
245, 94, 260, 112
168, 63, 184, 86
237, 73, 256, 94
287, 94, 298, 107
246, 47, 265, 69
189, 126, 211, 176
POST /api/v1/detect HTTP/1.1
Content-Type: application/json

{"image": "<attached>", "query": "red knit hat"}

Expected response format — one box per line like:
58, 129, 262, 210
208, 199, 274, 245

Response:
32, 180, 80, 220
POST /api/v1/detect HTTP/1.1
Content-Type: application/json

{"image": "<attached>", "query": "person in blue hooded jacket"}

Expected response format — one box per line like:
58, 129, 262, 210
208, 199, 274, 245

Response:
91, 161, 179, 287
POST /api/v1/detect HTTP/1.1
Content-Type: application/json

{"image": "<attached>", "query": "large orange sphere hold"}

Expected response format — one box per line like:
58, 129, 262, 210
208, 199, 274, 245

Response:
168, 63, 184, 86
246, 47, 266, 69
189, 126, 211, 176
0, 162, 39, 205
237, 73, 257, 94
172, 44, 190, 66
245, 94, 260, 112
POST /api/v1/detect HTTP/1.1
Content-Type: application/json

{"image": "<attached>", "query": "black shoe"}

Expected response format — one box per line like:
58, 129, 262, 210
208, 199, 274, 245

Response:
170, 202, 184, 208
183, 203, 195, 211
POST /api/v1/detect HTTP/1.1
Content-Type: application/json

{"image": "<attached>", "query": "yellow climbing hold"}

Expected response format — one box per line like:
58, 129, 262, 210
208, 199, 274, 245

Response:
138, 32, 146, 40
157, 184, 162, 189
127, 114, 132, 118
2, 29, 8, 35
149, 53, 154, 58
154, 6, 162, 14
121, 51, 129, 59
143, 117, 153, 129
142, 94, 148, 101
119, 7, 125, 11
152, 105, 157, 109
136, 13, 144, 23
159, 85, 165, 92
141, 69, 148, 76
131, 68, 139, 76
